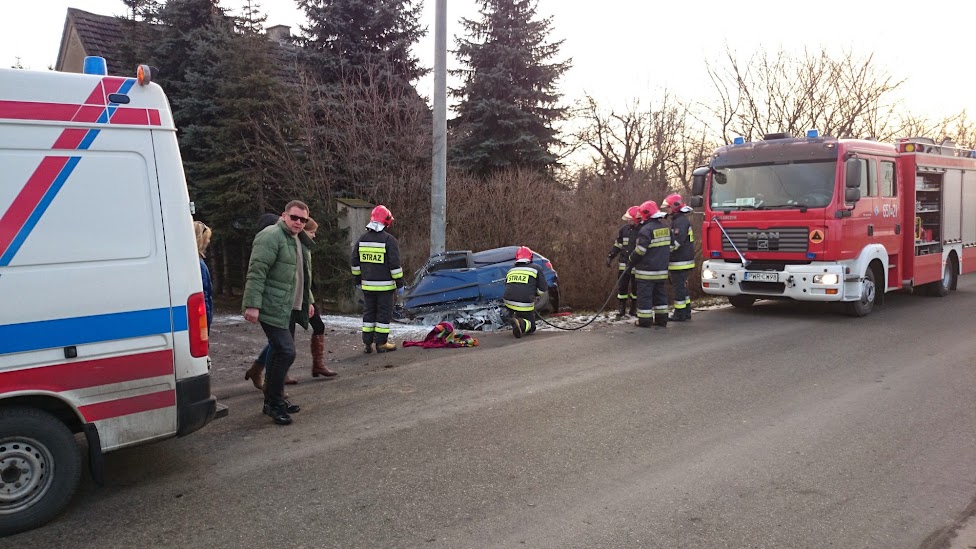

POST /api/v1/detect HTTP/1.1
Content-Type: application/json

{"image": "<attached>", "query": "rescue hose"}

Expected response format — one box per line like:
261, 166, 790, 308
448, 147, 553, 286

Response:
535, 266, 632, 331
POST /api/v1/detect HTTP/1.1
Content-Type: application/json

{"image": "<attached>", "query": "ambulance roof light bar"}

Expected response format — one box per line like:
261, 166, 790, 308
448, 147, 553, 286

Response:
83, 56, 107, 76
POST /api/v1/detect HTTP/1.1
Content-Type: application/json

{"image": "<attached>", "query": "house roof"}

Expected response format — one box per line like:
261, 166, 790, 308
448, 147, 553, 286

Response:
57, 8, 130, 75
56, 8, 302, 84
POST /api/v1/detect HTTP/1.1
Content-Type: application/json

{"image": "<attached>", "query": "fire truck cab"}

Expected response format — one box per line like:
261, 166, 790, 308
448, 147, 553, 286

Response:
692, 130, 976, 315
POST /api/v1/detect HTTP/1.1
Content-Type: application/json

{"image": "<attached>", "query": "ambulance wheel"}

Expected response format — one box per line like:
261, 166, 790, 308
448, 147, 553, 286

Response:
728, 296, 756, 308
844, 267, 876, 317
0, 407, 82, 537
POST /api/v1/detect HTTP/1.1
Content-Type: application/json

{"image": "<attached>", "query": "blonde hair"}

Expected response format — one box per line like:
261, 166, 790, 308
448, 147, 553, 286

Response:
193, 221, 212, 258
305, 217, 318, 232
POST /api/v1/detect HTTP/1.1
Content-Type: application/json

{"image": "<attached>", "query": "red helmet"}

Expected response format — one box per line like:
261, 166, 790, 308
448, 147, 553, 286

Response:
638, 200, 664, 220
663, 193, 686, 213
624, 205, 640, 223
370, 205, 394, 227
515, 246, 533, 263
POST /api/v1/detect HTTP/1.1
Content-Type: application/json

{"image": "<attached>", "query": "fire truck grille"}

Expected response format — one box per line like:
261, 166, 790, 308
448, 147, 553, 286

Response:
720, 227, 809, 253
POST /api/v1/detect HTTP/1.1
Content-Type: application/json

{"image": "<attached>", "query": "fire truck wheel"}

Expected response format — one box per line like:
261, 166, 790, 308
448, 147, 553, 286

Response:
844, 267, 876, 317
929, 257, 956, 298
0, 407, 82, 537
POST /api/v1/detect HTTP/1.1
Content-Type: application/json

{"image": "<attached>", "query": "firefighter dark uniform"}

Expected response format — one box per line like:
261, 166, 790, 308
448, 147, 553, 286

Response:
628, 201, 671, 328
607, 206, 640, 318
664, 194, 695, 321
350, 205, 403, 353
504, 247, 548, 338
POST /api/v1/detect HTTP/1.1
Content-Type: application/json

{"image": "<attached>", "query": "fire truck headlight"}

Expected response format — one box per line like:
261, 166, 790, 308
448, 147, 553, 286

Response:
813, 273, 839, 285
702, 268, 717, 280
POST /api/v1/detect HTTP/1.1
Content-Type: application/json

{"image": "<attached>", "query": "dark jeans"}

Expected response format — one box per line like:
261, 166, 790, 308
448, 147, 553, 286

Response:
256, 311, 324, 366
260, 310, 301, 403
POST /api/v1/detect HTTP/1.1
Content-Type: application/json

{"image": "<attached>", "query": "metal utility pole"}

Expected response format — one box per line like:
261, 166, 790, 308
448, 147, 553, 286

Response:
430, 0, 447, 256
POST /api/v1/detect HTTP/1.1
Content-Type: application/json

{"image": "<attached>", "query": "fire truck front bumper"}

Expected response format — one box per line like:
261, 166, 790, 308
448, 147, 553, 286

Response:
700, 260, 852, 302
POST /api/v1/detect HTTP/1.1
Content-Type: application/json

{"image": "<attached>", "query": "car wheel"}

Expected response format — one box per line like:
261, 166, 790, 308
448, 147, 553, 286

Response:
0, 407, 82, 536
535, 290, 550, 313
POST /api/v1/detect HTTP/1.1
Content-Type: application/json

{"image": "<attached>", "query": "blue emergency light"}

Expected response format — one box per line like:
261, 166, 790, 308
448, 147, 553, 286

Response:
83, 56, 107, 76
733, 136, 745, 145
806, 129, 819, 138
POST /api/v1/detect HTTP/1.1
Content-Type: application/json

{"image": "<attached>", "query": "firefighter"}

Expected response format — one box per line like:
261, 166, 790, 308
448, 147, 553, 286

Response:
663, 193, 695, 321
504, 246, 548, 338
628, 200, 671, 328
606, 205, 641, 319
350, 205, 404, 353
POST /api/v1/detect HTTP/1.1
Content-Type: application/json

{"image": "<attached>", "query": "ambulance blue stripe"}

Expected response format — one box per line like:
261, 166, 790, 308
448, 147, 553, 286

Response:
78, 129, 100, 150
0, 157, 81, 267
0, 306, 188, 355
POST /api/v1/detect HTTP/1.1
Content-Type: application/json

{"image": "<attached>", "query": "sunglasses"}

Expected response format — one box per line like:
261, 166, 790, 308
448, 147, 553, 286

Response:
288, 214, 309, 223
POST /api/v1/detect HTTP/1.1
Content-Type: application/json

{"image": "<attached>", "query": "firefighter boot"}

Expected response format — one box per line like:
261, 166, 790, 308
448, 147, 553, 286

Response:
628, 300, 637, 317
615, 300, 627, 320
376, 341, 397, 353
363, 331, 374, 354
510, 317, 523, 338
669, 307, 688, 322
654, 313, 668, 328
311, 334, 338, 377
682, 307, 693, 321
634, 317, 653, 328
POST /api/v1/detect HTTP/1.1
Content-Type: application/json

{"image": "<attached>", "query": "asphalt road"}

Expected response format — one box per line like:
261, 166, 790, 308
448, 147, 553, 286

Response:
11, 278, 976, 548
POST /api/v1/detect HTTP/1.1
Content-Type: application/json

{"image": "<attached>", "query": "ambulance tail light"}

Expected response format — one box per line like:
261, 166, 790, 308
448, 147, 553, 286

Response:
187, 292, 209, 357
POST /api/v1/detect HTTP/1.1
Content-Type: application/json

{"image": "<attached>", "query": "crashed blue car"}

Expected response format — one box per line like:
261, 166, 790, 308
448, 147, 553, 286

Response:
400, 246, 559, 321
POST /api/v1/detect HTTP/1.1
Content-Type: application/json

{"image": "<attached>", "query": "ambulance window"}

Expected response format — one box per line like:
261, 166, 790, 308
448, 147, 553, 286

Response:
4, 152, 154, 266
880, 161, 896, 197
857, 159, 877, 197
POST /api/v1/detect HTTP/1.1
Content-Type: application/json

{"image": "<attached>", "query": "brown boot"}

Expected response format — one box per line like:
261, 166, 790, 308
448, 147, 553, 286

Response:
311, 334, 337, 377
244, 361, 264, 391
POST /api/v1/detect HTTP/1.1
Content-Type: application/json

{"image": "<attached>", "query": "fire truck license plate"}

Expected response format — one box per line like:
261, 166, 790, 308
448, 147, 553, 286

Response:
745, 272, 778, 282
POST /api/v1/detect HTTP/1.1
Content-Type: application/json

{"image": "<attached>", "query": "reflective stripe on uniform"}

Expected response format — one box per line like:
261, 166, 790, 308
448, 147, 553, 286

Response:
633, 269, 668, 280
668, 259, 695, 270
362, 279, 395, 291
504, 299, 535, 312
390, 267, 403, 279
374, 322, 390, 334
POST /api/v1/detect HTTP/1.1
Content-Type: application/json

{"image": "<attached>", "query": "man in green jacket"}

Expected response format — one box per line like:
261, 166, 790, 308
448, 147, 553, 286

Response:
243, 200, 314, 426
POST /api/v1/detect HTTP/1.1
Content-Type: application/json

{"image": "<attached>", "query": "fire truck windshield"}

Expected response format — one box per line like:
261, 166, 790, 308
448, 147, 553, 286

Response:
710, 160, 836, 210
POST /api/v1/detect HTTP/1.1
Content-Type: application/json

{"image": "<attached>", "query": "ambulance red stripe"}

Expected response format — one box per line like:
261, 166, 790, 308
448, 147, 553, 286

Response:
0, 349, 174, 393
0, 156, 70, 257
0, 101, 162, 126
78, 390, 176, 422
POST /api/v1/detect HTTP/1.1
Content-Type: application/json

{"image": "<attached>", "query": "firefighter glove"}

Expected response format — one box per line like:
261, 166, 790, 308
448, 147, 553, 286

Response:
606, 255, 613, 267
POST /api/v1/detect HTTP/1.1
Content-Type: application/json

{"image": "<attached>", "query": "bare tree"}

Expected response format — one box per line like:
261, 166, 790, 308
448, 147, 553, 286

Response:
703, 46, 906, 143
570, 92, 712, 197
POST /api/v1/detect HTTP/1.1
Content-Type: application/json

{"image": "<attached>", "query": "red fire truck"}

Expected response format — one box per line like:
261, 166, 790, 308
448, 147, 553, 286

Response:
691, 131, 976, 315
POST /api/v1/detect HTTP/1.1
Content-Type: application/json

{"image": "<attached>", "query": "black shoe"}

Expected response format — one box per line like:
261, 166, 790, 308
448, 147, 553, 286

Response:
635, 319, 653, 328
262, 403, 293, 425
364, 344, 373, 354
283, 400, 300, 414
669, 311, 688, 322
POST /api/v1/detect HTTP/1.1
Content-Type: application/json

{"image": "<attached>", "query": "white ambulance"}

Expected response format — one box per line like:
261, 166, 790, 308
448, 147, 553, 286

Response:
0, 57, 223, 535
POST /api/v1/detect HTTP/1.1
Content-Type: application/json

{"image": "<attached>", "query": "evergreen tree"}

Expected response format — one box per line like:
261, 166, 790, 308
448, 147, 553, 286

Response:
450, 0, 570, 177
297, 0, 426, 87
